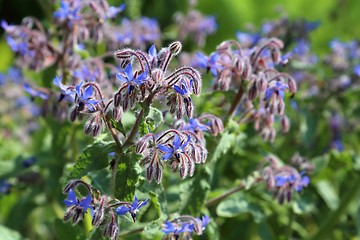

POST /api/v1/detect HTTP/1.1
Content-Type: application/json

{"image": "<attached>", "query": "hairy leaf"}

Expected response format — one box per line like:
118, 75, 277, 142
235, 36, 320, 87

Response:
68, 141, 115, 180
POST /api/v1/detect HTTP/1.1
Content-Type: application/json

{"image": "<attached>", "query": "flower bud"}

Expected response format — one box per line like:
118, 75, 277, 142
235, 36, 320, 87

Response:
169, 41, 182, 55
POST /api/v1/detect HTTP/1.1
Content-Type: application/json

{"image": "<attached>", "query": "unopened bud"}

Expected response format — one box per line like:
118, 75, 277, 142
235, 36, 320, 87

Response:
169, 41, 182, 55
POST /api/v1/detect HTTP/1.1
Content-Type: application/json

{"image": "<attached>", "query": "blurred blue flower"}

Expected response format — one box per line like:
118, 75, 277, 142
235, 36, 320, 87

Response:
115, 195, 149, 221
64, 188, 94, 217
182, 118, 209, 133
106, 4, 125, 19
353, 65, 360, 77
53, 0, 81, 26
116, 63, 148, 94
265, 81, 288, 101
236, 31, 260, 47
0, 180, 12, 195
23, 83, 49, 100
22, 156, 36, 168
158, 135, 190, 160
193, 52, 220, 77
53, 75, 75, 101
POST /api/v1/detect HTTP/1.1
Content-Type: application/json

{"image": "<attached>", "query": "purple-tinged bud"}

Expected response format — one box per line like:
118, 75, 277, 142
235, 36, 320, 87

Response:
114, 48, 132, 59
234, 58, 244, 76
261, 129, 270, 141
277, 97, 285, 115
256, 72, 267, 93
281, 116, 290, 133
70, 107, 78, 122
242, 58, 252, 80
136, 134, 152, 153
169, 41, 182, 56
72, 208, 83, 225
269, 38, 284, 49
185, 99, 194, 118
271, 48, 281, 64
269, 128, 276, 142
112, 107, 123, 122
288, 77, 297, 94
63, 208, 75, 222
155, 162, 163, 183
151, 68, 164, 82
114, 91, 122, 108
248, 83, 258, 100
92, 196, 106, 227
103, 212, 119, 240
188, 158, 195, 177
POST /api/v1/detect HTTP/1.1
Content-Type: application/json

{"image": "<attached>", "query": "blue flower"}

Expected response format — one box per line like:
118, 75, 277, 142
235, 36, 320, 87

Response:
106, 4, 125, 19
74, 81, 101, 111
275, 173, 310, 192
6, 36, 34, 57
22, 156, 36, 168
23, 83, 49, 100
0, 179, 11, 195
162, 221, 194, 235
193, 52, 220, 77
53, 75, 75, 101
116, 63, 148, 94
158, 135, 190, 160
265, 81, 289, 101
115, 195, 149, 222
236, 31, 260, 47
64, 189, 94, 217
182, 118, 209, 133
353, 65, 360, 77
174, 79, 193, 98
293, 40, 310, 56
199, 215, 210, 230
53, 0, 81, 26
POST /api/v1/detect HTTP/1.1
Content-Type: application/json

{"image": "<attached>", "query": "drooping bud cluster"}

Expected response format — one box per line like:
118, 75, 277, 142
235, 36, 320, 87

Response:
113, 42, 202, 120
136, 129, 208, 183
259, 154, 312, 204
193, 38, 297, 141
162, 215, 210, 240
1, 19, 57, 71
62, 180, 149, 240
174, 9, 217, 47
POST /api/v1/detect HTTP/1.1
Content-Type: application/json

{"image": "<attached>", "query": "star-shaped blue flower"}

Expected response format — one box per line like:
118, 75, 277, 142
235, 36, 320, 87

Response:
115, 195, 149, 222
74, 81, 101, 111
265, 81, 289, 101
64, 188, 94, 217
182, 118, 209, 133
158, 135, 190, 160
53, 75, 75, 101
116, 63, 148, 94
174, 79, 193, 98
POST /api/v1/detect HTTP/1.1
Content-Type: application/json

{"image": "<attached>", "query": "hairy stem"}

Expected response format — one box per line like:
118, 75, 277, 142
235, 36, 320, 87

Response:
227, 82, 244, 120
205, 182, 246, 207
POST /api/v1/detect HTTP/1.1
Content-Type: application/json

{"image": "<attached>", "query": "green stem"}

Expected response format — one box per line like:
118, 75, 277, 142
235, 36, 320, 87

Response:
310, 172, 360, 240
205, 182, 245, 207
226, 82, 244, 122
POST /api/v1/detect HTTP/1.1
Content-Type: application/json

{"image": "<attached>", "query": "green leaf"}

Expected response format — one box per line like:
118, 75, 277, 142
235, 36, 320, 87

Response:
146, 107, 164, 131
114, 151, 142, 201
68, 141, 116, 180
212, 132, 236, 162
216, 197, 249, 218
142, 220, 163, 240
216, 197, 265, 222
315, 180, 339, 210
111, 119, 127, 137
0, 224, 25, 240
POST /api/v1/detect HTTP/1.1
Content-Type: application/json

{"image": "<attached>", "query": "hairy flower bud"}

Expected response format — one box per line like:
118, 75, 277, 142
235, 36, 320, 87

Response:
169, 41, 182, 56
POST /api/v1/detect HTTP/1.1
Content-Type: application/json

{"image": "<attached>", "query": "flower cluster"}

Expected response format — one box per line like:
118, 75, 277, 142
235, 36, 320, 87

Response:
63, 180, 148, 240
193, 38, 296, 141
162, 215, 210, 240
174, 9, 217, 47
260, 154, 313, 204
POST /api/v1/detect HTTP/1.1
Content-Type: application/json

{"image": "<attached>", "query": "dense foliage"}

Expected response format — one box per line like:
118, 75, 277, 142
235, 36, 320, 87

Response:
0, 0, 360, 239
